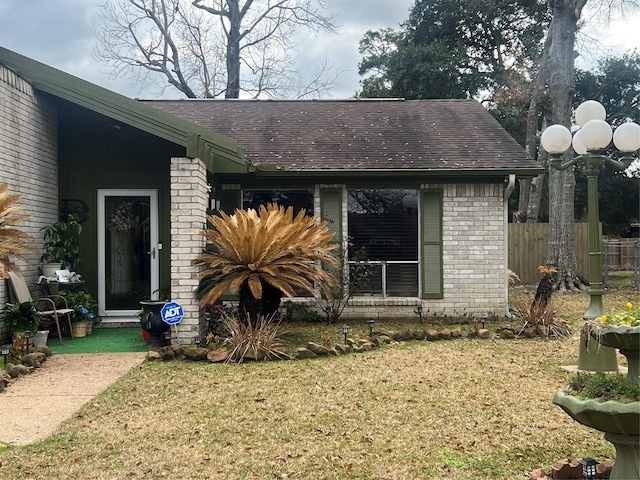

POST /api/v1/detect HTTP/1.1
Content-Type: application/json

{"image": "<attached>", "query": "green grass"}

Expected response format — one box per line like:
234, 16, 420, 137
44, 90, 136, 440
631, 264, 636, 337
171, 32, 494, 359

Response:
49, 327, 147, 354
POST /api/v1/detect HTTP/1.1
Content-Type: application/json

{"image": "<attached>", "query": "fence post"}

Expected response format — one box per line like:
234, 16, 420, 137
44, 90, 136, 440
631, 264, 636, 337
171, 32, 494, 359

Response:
635, 240, 639, 288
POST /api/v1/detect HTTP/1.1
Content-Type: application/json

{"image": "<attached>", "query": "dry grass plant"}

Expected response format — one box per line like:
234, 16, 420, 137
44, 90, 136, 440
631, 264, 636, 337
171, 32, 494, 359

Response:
222, 313, 288, 363
511, 294, 571, 338
0, 183, 34, 277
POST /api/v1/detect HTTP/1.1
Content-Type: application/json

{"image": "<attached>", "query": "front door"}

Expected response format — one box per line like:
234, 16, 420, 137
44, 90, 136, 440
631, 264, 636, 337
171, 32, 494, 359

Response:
97, 190, 159, 317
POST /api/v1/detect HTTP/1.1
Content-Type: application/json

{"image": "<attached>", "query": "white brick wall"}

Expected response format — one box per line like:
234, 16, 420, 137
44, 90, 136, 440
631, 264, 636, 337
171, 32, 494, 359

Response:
169, 157, 207, 344
0, 64, 59, 340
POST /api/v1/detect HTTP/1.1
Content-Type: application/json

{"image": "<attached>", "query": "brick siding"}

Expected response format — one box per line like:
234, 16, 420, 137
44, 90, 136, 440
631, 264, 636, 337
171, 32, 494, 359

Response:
0, 64, 59, 341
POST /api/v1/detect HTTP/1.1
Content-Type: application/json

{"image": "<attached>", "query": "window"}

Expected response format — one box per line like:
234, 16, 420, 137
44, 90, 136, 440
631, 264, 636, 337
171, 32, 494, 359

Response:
348, 189, 419, 297
242, 190, 313, 215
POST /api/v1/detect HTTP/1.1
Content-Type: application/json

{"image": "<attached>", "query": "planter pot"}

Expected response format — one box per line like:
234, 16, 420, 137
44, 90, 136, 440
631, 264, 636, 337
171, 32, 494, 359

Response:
33, 330, 49, 347
139, 301, 170, 347
41, 262, 62, 279
71, 321, 87, 338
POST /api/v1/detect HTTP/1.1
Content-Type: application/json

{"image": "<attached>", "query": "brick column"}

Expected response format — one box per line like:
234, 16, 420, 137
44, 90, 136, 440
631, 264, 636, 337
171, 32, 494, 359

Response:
169, 157, 207, 344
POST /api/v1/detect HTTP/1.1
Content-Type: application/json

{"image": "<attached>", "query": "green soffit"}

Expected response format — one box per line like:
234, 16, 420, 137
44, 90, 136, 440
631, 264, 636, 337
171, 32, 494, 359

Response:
0, 46, 250, 174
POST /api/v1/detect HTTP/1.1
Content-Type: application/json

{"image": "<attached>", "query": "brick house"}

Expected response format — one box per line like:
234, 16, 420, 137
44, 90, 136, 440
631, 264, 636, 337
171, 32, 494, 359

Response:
0, 46, 542, 344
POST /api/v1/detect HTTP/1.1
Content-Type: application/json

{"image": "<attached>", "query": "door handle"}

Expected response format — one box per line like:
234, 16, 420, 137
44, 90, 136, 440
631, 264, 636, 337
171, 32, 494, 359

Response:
147, 247, 156, 259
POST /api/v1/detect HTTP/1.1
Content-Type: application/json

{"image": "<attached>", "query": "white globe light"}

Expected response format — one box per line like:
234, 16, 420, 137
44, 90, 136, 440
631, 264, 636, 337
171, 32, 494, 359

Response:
572, 130, 587, 155
541, 124, 572, 154
613, 122, 640, 153
580, 119, 612, 150
575, 100, 607, 127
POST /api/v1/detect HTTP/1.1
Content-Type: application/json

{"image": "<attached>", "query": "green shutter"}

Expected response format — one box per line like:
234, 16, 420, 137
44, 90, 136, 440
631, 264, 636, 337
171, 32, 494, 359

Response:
320, 189, 342, 240
220, 189, 241, 214
421, 190, 443, 298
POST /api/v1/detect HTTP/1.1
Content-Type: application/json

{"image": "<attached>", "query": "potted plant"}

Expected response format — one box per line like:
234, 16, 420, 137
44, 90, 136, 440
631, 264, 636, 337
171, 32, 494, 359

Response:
40, 213, 82, 277
62, 290, 98, 336
0, 301, 42, 350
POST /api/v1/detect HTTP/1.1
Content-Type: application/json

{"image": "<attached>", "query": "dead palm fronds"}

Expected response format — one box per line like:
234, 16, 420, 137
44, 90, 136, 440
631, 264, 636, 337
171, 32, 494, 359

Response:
195, 204, 340, 322
222, 312, 288, 363
0, 183, 34, 277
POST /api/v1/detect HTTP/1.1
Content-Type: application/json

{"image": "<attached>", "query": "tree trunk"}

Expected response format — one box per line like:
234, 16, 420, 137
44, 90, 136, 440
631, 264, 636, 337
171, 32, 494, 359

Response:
239, 280, 283, 326
225, 0, 242, 98
543, 0, 587, 291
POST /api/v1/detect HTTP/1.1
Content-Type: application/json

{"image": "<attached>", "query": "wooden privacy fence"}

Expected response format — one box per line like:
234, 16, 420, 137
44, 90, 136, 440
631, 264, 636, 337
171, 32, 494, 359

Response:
508, 223, 591, 284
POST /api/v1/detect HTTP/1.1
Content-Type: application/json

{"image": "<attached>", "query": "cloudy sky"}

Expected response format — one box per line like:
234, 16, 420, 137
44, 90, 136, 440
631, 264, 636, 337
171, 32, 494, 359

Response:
0, 0, 638, 100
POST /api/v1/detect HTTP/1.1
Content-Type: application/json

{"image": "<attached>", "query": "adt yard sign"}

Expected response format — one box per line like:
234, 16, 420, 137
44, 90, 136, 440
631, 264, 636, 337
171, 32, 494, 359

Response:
161, 302, 184, 325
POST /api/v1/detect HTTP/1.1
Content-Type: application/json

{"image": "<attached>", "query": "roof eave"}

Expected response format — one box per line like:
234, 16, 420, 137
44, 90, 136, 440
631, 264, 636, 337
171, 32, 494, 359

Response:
0, 46, 250, 174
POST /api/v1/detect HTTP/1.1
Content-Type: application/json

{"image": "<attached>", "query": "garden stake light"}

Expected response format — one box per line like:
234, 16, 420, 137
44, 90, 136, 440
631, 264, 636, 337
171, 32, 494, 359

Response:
541, 99, 640, 371
579, 458, 598, 480
480, 315, 487, 329
367, 319, 375, 336
342, 324, 349, 344
193, 335, 201, 346
1, 344, 9, 366
24, 330, 31, 353
414, 305, 423, 322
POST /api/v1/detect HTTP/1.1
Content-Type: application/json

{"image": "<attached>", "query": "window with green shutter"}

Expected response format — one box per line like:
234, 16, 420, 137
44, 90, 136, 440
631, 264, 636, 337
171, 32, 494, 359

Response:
421, 190, 443, 298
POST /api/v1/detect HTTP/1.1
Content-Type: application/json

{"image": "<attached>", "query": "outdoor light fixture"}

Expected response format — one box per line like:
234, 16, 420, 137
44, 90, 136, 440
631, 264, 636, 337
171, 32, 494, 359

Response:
163, 330, 172, 346
24, 331, 31, 353
367, 319, 375, 336
193, 335, 201, 346
579, 458, 598, 480
342, 324, 350, 344
1, 344, 9, 366
541, 100, 640, 371
480, 315, 487, 329
414, 305, 424, 323
323, 305, 333, 325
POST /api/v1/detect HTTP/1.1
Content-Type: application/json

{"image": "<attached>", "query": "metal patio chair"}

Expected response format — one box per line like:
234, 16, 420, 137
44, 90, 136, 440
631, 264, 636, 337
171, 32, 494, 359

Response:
7, 271, 74, 345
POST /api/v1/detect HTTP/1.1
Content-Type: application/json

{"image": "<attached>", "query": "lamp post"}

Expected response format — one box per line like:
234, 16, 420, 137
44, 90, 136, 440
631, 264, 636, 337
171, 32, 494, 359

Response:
541, 100, 640, 370
367, 319, 375, 336
414, 305, 423, 323
24, 331, 31, 353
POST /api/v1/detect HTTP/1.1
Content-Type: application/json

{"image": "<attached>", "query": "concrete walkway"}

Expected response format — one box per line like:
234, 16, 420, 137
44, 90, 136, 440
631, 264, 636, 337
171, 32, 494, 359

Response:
0, 352, 146, 446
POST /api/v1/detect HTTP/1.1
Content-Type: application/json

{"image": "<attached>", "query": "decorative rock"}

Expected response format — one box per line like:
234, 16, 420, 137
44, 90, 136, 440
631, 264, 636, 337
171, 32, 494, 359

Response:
550, 458, 581, 479
306, 342, 332, 356
182, 347, 209, 361
500, 329, 516, 339
6, 363, 30, 378
468, 330, 478, 339
439, 328, 452, 340
368, 336, 380, 347
529, 468, 548, 479
35, 344, 52, 357
21, 352, 47, 368
477, 329, 491, 339
294, 347, 317, 360
334, 344, 350, 354
450, 328, 462, 338
596, 460, 612, 479
170, 344, 184, 356
523, 327, 537, 338
146, 350, 161, 361
426, 329, 439, 341
378, 334, 392, 344
160, 347, 176, 361
359, 341, 374, 351
207, 347, 229, 363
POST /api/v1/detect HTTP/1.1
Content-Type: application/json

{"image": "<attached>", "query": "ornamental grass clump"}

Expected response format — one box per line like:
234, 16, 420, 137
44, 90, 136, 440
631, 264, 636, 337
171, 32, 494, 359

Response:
222, 313, 288, 363
195, 204, 340, 326
0, 183, 34, 277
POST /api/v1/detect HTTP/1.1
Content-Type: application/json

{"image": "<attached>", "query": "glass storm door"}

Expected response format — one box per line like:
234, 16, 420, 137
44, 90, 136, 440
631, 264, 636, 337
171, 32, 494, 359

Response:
98, 190, 159, 317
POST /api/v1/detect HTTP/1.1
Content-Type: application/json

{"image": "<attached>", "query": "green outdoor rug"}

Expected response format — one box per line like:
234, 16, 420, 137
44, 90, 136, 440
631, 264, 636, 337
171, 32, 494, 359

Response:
49, 327, 148, 354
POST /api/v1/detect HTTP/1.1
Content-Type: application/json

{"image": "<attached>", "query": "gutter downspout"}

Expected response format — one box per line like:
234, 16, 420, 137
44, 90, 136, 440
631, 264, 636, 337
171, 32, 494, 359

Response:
504, 174, 516, 319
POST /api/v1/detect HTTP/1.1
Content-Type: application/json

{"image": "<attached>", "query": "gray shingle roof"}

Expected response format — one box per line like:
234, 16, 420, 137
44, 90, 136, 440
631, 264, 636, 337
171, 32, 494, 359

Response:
144, 98, 541, 175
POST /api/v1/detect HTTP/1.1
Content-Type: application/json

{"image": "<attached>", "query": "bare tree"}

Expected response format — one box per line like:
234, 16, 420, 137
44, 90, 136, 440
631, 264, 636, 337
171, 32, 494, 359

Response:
520, 0, 638, 291
95, 0, 340, 98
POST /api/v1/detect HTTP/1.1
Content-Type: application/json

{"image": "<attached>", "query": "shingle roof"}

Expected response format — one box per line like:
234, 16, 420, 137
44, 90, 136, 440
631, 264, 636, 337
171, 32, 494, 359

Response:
145, 98, 541, 176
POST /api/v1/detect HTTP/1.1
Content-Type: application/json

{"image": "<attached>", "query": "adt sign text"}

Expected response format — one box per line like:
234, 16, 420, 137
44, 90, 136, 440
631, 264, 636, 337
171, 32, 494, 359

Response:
161, 302, 184, 325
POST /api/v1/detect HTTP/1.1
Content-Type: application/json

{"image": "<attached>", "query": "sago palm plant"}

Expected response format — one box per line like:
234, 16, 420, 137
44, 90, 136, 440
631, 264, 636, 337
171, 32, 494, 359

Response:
195, 203, 340, 325
0, 183, 34, 277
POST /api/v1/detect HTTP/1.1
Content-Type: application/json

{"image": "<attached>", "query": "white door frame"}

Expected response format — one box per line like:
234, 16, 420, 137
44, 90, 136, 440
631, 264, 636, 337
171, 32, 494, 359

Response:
97, 189, 159, 317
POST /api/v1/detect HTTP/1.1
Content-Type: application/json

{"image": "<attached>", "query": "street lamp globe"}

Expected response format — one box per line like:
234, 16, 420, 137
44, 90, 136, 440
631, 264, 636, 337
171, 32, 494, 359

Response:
580, 119, 613, 151
575, 99, 607, 126
572, 130, 587, 155
613, 122, 640, 153
540, 124, 572, 154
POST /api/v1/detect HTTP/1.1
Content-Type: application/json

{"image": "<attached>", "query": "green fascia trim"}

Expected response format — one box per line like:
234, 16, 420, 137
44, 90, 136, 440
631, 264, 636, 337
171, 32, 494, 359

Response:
0, 46, 250, 174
